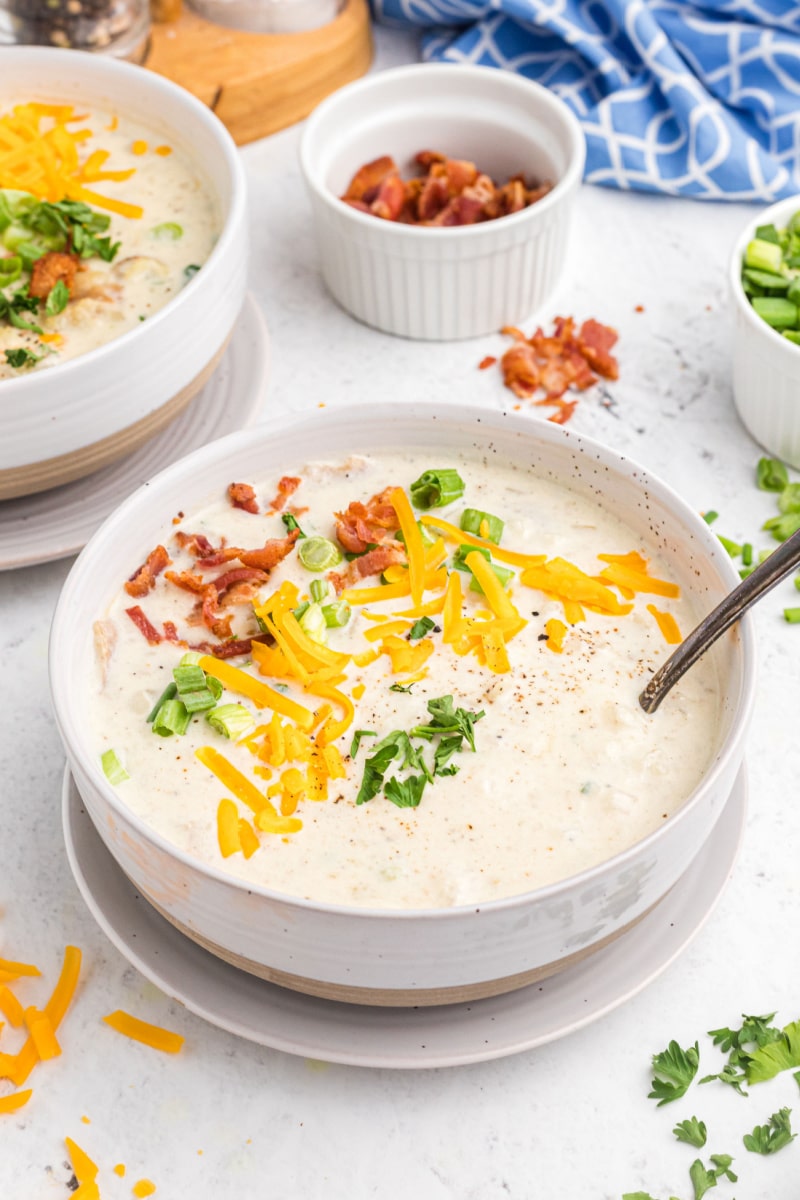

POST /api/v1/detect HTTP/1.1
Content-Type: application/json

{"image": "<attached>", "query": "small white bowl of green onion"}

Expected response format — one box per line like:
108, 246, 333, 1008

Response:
731, 196, 800, 467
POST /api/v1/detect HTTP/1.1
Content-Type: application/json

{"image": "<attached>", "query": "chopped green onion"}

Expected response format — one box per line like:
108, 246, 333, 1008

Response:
45, 278, 69, 316
310, 579, 332, 604
784, 608, 800, 624
298, 536, 342, 571
759, 548, 774, 562
397, 520, 436, 549
146, 681, 177, 723
795, 575, 800, 591
180, 651, 204, 666
452, 544, 491, 570
469, 563, 514, 594
408, 616, 436, 641
293, 601, 310, 622
752, 297, 799, 330
763, 512, 800, 541
173, 664, 207, 693
322, 600, 351, 628
745, 238, 783, 274
181, 688, 219, 714
778, 483, 800, 514
702, 510, 719, 524
298, 601, 328, 645
757, 457, 789, 492
183, 263, 201, 282
281, 513, 306, 539
755, 223, 781, 245
740, 566, 756, 579
717, 535, 741, 557
742, 268, 789, 291
152, 222, 183, 239
206, 703, 255, 740
460, 508, 504, 544
783, 330, 800, 346
152, 698, 191, 737
101, 748, 129, 785
409, 469, 465, 509
0, 255, 21, 285
742, 542, 753, 566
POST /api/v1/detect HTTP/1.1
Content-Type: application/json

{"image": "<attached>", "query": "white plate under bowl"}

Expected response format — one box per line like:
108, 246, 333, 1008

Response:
62, 765, 747, 1070
0, 294, 269, 571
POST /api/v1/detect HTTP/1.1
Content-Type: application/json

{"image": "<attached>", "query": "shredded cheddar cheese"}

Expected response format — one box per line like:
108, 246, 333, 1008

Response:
647, 603, 682, 644
102, 1010, 184, 1054
0, 103, 143, 216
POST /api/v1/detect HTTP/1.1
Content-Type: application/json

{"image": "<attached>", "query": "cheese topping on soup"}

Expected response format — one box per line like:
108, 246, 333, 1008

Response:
0, 102, 218, 380
89, 453, 720, 910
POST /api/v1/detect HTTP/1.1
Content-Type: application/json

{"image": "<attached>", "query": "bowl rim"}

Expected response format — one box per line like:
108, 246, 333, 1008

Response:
49, 402, 757, 922
299, 62, 586, 241
0, 46, 247, 395
729, 192, 800, 357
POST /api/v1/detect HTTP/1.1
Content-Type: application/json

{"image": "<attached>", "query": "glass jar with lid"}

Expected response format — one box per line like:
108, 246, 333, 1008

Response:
0, 0, 150, 61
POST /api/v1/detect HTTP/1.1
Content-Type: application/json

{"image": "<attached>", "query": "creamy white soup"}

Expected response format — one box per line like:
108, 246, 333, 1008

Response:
0, 102, 218, 380
89, 453, 720, 909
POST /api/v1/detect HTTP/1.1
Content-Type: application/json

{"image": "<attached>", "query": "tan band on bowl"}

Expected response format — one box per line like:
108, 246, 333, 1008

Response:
143, 891, 657, 1007
0, 339, 227, 501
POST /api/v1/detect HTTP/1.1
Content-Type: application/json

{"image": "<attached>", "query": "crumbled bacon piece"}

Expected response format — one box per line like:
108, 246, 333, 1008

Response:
341, 151, 552, 227
164, 569, 207, 594
125, 606, 162, 644
496, 315, 619, 424
334, 487, 399, 555
124, 544, 171, 598
211, 567, 269, 601
237, 532, 299, 572
188, 635, 268, 659
269, 475, 301, 512
478, 355, 497, 370
28, 250, 79, 300
174, 531, 217, 557
228, 482, 258, 514
327, 541, 406, 592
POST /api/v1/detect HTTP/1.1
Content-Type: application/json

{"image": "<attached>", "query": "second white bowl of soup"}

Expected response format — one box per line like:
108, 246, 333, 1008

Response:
49, 405, 755, 1005
0, 48, 247, 500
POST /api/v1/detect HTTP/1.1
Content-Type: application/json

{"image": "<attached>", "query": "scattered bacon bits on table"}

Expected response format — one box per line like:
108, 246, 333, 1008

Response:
341, 151, 553, 227
490, 316, 619, 425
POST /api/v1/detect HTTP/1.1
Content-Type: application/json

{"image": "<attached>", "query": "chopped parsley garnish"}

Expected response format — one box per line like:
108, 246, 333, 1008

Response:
45, 277, 69, 316
354, 695, 483, 809
673, 1117, 707, 1148
410, 694, 484, 752
349, 729, 377, 759
407, 616, 437, 641
4, 346, 41, 369
0, 289, 42, 334
388, 682, 415, 694
184, 263, 201, 282
747, 1018, 800, 1083
648, 1040, 700, 1106
689, 1154, 737, 1199
30, 198, 120, 261
743, 1107, 795, 1155
281, 512, 306, 538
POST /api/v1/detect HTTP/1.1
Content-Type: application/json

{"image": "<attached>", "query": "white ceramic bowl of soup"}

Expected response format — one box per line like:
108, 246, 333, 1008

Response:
299, 64, 585, 340
0, 48, 247, 501
730, 194, 800, 468
49, 404, 755, 1006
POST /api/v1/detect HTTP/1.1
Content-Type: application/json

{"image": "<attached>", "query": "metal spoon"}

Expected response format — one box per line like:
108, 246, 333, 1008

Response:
640, 524, 800, 713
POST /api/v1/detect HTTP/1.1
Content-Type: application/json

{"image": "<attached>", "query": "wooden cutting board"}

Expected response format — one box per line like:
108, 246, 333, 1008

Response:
143, 0, 373, 146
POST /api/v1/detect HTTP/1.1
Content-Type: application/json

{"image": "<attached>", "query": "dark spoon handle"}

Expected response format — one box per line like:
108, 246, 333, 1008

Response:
639, 525, 800, 713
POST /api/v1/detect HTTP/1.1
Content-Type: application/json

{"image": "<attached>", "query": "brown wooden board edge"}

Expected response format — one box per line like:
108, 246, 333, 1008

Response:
142, 0, 373, 145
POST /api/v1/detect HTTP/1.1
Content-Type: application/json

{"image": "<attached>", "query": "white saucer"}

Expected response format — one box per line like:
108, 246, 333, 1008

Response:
0, 294, 269, 571
62, 766, 746, 1070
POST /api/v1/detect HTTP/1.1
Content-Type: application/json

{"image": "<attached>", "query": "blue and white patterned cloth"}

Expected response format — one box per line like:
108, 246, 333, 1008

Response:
372, 0, 800, 202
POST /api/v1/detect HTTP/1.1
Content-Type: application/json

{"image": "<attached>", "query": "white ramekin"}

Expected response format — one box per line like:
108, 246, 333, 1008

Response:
0, 48, 248, 500
299, 64, 585, 340
730, 195, 800, 467
49, 404, 755, 1006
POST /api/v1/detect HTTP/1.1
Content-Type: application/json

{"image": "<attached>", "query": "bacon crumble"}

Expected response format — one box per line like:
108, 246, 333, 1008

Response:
228, 482, 258, 514
341, 152, 552, 227
124, 545, 171, 598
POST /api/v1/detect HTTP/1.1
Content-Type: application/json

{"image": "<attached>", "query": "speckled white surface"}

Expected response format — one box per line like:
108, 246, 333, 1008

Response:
1, 28, 799, 1200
